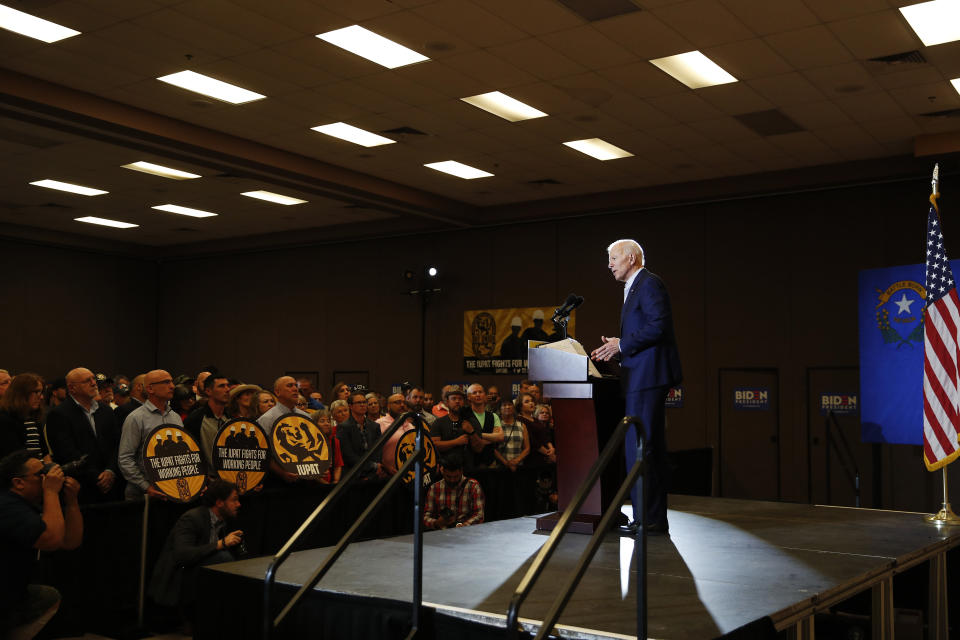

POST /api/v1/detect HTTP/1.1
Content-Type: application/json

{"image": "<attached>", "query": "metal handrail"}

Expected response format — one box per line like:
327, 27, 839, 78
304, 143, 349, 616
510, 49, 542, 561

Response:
263, 411, 429, 640
506, 416, 647, 640
824, 409, 861, 507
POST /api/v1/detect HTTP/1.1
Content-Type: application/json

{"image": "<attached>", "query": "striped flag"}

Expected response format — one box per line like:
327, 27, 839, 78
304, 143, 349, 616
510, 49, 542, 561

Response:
923, 192, 960, 470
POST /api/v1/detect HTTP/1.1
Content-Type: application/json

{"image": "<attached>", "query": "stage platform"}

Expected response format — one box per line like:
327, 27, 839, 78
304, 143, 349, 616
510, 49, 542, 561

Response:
197, 495, 960, 639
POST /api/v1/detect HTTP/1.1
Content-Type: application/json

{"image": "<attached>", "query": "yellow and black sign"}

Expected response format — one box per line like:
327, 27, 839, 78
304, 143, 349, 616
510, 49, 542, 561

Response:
270, 413, 331, 479
213, 419, 269, 494
463, 306, 576, 374
142, 425, 206, 502
395, 429, 439, 487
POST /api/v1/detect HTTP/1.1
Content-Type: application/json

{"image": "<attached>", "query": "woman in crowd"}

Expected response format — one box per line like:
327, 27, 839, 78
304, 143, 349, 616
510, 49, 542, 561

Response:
329, 382, 350, 405
226, 384, 262, 420
494, 397, 529, 471
171, 385, 196, 421
365, 392, 381, 422
329, 399, 350, 428
516, 393, 555, 465
534, 404, 554, 430
0, 372, 50, 460
313, 408, 343, 485
257, 391, 277, 416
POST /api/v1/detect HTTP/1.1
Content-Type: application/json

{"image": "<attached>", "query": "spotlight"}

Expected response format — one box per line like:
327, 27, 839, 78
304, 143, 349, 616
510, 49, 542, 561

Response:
403, 269, 415, 280
427, 266, 438, 277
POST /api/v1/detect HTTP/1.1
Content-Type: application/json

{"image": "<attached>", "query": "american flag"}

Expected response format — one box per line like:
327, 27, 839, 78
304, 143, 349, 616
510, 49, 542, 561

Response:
923, 194, 960, 471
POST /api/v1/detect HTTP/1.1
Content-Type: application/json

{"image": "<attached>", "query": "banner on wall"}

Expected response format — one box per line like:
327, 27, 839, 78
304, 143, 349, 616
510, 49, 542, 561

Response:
463, 307, 576, 375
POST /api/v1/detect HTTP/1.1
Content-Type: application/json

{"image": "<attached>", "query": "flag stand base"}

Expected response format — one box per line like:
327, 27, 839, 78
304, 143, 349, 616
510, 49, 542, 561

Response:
925, 503, 960, 525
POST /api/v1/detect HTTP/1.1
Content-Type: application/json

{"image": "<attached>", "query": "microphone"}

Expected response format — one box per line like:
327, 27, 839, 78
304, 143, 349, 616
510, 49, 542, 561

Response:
552, 293, 584, 320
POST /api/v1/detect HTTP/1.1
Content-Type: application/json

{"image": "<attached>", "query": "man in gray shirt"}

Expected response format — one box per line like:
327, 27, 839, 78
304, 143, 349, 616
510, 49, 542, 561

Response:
118, 369, 182, 500
257, 375, 309, 484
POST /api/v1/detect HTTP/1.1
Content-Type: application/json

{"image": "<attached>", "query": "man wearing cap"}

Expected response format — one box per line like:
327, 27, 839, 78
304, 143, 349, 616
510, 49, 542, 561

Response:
377, 393, 415, 475
184, 374, 230, 468
46, 378, 67, 409
45, 367, 122, 502
118, 370, 182, 500
462, 383, 504, 469
431, 387, 470, 456
498, 316, 525, 359
296, 377, 323, 411
94, 374, 116, 409
257, 376, 309, 483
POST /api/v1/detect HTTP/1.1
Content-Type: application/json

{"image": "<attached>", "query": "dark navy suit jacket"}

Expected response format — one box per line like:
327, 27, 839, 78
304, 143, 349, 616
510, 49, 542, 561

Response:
620, 269, 683, 393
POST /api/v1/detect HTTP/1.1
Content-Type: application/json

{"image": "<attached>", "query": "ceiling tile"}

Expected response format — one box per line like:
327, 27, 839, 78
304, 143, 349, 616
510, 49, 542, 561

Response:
689, 117, 760, 142
858, 115, 922, 142
394, 61, 489, 98
645, 93, 726, 123
719, 0, 820, 35
651, 0, 755, 47
599, 94, 677, 129
834, 90, 908, 122
538, 26, 638, 70
469, 0, 584, 36
175, 0, 303, 46
443, 49, 539, 89
888, 81, 960, 115
598, 62, 689, 98
802, 0, 890, 22
488, 38, 587, 80
827, 9, 919, 60
748, 73, 827, 106
321, 0, 406, 22
767, 130, 833, 154
706, 38, 794, 80
591, 11, 693, 60
646, 123, 714, 148
130, 8, 259, 58
873, 65, 944, 90
802, 62, 881, 96
413, 0, 529, 48
764, 25, 854, 70
697, 83, 774, 115
780, 101, 854, 129
227, 0, 343, 33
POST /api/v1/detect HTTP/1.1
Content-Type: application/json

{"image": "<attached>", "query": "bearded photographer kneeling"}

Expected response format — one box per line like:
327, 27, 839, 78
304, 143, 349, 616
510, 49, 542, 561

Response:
0, 450, 83, 640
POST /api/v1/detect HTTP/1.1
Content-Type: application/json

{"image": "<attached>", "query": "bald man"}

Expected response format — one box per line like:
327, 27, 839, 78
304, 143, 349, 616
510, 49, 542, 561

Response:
118, 370, 182, 500
257, 376, 310, 483
45, 368, 121, 502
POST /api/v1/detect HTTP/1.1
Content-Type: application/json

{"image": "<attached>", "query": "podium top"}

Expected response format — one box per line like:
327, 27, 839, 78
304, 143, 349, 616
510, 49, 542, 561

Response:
528, 339, 601, 381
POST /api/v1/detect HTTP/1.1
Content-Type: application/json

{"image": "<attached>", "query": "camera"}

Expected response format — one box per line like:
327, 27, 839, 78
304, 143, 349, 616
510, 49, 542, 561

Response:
438, 507, 454, 520
41, 454, 89, 478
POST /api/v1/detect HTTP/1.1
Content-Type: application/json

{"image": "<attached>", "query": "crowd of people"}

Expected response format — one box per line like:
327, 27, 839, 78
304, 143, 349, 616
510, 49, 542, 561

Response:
0, 365, 559, 637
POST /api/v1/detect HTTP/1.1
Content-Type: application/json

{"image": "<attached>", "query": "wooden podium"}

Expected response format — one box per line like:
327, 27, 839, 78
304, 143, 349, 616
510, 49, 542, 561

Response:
529, 342, 625, 534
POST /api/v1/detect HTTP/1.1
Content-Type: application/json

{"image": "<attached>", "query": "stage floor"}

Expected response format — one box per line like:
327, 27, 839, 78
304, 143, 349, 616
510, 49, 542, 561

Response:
206, 495, 960, 639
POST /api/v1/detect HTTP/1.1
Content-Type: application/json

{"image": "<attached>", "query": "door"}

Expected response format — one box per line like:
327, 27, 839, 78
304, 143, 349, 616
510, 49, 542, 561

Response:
719, 368, 779, 500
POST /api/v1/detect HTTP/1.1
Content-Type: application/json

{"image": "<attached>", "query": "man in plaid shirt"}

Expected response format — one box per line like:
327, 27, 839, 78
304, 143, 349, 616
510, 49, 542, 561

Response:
423, 455, 484, 530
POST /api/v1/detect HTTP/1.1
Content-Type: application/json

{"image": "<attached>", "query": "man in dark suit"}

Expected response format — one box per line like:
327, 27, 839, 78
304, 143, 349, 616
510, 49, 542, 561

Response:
114, 373, 145, 427
591, 239, 682, 534
45, 367, 121, 502
148, 480, 243, 626
337, 390, 388, 481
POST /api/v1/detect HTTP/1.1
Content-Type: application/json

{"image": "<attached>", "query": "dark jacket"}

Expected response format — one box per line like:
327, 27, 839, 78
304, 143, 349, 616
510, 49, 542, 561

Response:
45, 397, 121, 502
336, 416, 382, 478
620, 269, 683, 392
0, 410, 48, 459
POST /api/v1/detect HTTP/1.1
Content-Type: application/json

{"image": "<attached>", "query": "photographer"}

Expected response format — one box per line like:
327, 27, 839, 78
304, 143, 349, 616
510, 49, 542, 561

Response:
423, 455, 484, 530
0, 450, 83, 639
148, 480, 244, 629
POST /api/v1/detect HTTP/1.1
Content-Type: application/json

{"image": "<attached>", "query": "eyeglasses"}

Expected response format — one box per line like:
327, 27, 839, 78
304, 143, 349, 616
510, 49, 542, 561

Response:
15, 470, 44, 478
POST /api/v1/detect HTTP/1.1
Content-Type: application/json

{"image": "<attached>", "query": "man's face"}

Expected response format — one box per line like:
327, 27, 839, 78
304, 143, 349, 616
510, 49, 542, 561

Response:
608, 245, 637, 283
0, 371, 11, 396
406, 389, 424, 411
98, 386, 114, 404
146, 371, 175, 403
423, 393, 434, 409
216, 490, 241, 519
196, 371, 211, 395
12, 458, 45, 505
387, 394, 405, 418
275, 377, 299, 406
68, 369, 98, 403
467, 385, 485, 408
486, 387, 500, 404
208, 377, 230, 404
348, 394, 368, 421
446, 393, 464, 414
529, 385, 541, 402
441, 466, 463, 486
297, 380, 314, 396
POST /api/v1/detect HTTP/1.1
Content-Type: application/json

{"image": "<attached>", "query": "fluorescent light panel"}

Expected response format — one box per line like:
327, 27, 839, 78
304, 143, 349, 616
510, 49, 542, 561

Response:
460, 91, 547, 122
649, 50, 737, 89
317, 25, 428, 69
563, 138, 633, 161
157, 71, 265, 104
900, 0, 960, 46
950, 78, 960, 97
122, 161, 201, 180
424, 161, 493, 179
30, 179, 107, 196
0, 4, 79, 42
152, 204, 218, 218
241, 190, 307, 205
75, 216, 137, 229
311, 122, 395, 147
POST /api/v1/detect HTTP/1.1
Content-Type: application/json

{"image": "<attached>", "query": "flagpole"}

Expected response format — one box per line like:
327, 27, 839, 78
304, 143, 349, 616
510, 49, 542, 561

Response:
926, 163, 960, 525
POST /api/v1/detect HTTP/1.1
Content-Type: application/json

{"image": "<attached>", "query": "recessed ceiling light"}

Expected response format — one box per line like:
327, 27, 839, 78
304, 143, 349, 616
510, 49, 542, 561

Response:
75, 216, 138, 229
157, 71, 265, 104
424, 161, 493, 179
460, 91, 548, 122
30, 179, 108, 196
562, 138, 634, 161
121, 161, 201, 180
241, 190, 307, 205
316, 25, 429, 69
311, 122, 396, 147
901, 0, 960, 46
649, 50, 737, 89
152, 204, 218, 218
0, 4, 79, 42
